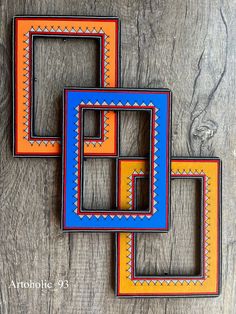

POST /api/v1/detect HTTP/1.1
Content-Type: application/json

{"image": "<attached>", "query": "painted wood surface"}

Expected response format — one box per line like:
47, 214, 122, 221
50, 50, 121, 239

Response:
0, 0, 235, 313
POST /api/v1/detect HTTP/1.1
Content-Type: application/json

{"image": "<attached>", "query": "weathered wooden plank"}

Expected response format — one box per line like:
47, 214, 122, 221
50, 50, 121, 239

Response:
0, 0, 235, 313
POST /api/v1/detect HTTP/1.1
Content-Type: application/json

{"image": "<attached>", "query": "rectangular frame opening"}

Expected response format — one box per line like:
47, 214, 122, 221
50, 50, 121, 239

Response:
82, 158, 116, 210
119, 110, 151, 157
135, 177, 149, 211
135, 178, 202, 276
33, 36, 100, 137
80, 108, 153, 214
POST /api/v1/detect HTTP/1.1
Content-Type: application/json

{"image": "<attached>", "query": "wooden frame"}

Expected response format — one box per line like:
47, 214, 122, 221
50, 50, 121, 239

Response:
62, 88, 171, 231
116, 158, 221, 297
13, 16, 120, 156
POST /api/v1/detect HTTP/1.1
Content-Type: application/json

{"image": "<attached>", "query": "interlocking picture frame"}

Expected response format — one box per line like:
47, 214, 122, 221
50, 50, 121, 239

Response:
13, 16, 120, 156
84, 110, 118, 156
62, 88, 171, 231
115, 158, 221, 297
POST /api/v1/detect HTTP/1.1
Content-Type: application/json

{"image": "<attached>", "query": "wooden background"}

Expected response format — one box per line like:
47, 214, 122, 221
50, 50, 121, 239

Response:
0, 0, 235, 313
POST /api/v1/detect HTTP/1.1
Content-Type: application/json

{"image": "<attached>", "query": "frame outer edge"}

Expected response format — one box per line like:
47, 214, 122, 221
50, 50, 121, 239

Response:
61, 88, 66, 231
218, 158, 222, 296
12, 17, 16, 157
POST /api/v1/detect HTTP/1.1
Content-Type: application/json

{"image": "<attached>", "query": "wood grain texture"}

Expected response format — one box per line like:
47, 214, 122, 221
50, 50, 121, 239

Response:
136, 179, 201, 276
34, 37, 99, 136
0, 0, 235, 313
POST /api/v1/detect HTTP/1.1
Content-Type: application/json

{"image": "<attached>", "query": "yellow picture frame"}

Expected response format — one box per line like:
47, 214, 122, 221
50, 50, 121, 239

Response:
116, 158, 221, 297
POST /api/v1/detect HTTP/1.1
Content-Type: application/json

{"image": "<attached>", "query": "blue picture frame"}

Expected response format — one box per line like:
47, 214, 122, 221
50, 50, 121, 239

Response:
62, 88, 171, 232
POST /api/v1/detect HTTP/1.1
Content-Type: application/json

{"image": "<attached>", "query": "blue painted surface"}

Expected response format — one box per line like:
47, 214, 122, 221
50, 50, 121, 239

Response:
63, 89, 170, 230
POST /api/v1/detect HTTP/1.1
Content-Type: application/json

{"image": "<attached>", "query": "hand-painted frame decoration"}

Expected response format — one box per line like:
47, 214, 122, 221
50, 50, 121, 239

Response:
62, 88, 171, 232
84, 110, 118, 156
118, 159, 149, 211
116, 158, 221, 297
13, 16, 120, 157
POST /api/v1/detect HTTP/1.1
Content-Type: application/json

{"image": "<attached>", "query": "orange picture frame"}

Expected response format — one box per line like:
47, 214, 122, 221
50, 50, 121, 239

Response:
83, 110, 118, 157
13, 16, 120, 156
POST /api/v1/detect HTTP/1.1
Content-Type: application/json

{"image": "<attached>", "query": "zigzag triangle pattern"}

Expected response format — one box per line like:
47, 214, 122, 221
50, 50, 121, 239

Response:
84, 111, 110, 147
124, 169, 211, 286
22, 25, 110, 147
72, 100, 159, 220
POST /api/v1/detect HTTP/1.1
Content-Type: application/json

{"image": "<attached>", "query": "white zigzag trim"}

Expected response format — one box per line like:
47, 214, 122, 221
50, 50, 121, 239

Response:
22, 25, 110, 145
125, 171, 211, 285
